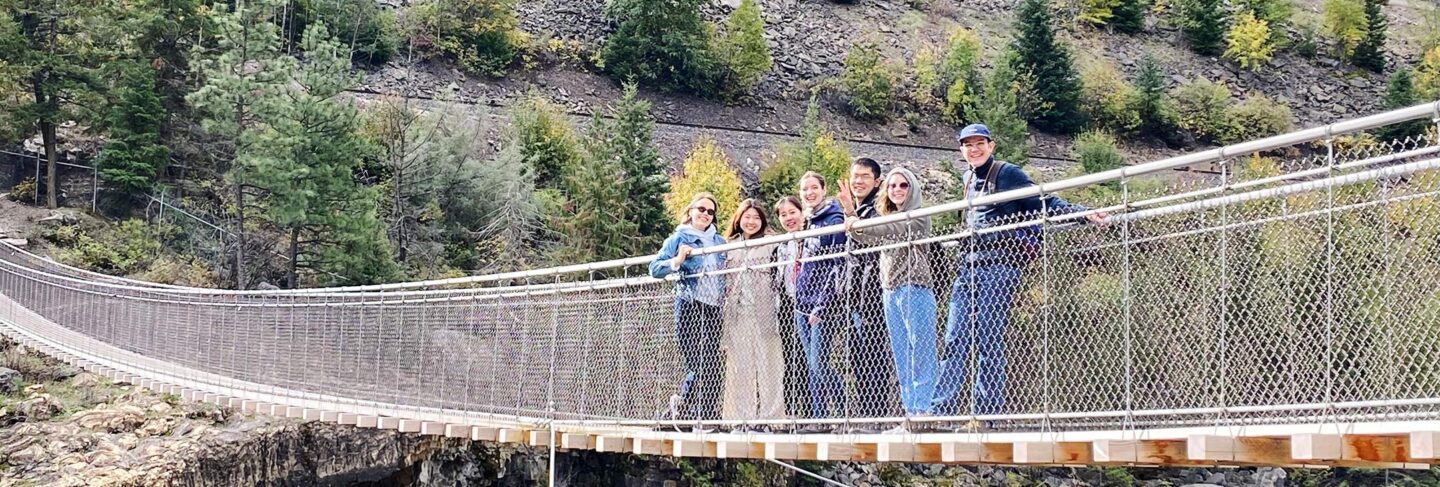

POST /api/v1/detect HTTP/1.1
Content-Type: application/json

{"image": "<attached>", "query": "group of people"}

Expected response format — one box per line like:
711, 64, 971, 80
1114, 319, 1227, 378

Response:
648, 124, 1108, 432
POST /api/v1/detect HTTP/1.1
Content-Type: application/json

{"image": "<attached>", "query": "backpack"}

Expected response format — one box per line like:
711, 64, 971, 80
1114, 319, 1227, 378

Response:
962, 161, 1043, 264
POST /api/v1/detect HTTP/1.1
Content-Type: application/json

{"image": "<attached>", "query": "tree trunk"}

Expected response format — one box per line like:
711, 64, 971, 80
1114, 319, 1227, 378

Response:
233, 181, 248, 289
287, 226, 300, 289
41, 120, 57, 209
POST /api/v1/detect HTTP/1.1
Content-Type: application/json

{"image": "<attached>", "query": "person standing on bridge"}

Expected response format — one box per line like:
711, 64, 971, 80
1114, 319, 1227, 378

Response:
772, 196, 812, 419
836, 157, 901, 421
845, 167, 939, 425
651, 193, 729, 426
794, 172, 847, 422
932, 124, 1108, 419
720, 199, 785, 428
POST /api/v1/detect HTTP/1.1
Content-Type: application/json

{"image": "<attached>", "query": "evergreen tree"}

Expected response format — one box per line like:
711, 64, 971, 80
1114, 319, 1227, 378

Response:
1132, 53, 1176, 140
2, 0, 106, 209
426, 0, 521, 77
606, 83, 670, 250
1010, 0, 1086, 134
715, 0, 772, 94
186, 0, 293, 288
293, 0, 397, 65
95, 64, 169, 202
247, 22, 398, 287
1377, 68, 1424, 142
603, 0, 721, 96
126, 0, 210, 110
974, 59, 1030, 166
1236, 0, 1293, 45
1352, 0, 1387, 73
841, 39, 895, 120
1112, 0, 1148, 34
1224, 11, 1277, 71
511, 94, 582, 190
1323, 0, 1366, 56
554, 113, 643, 264
1181, 0, 1226, 56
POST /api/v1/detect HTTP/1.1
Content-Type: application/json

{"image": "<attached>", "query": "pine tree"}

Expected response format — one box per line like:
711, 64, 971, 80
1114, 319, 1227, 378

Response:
1112, 0, 1148, 34
607, 83, 670, 250
974, 59, 1030, 166
1377, 68, 1424, 142
511, 94, 582, 191
96, 64, 169, 202
1224, 11, 1276, 71
715, 0, 772, 94
127, 0, 209, 110
2, 0, 106, 209
1132, 53, 1175, 138
1352, 0, 1387, 73
1181, 0, 1226, 56
841, 39, 895, 120
1010, 0, 1086, 134
187, 0, 294, 288
603, 0, 721, 96
554, 113, 643, 265
247, 22, 398, 287
1235, 0, 1293, 44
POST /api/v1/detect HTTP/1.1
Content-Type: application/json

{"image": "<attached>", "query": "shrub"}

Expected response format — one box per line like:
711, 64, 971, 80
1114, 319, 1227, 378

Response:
667, 137, 743, 225
1219, 94, 1293, 143
1224, 11, 1276, 71
714, 0, 772, 93
841, 40, 896, 120
938, 28, 982, 121
1078, 0, 1121, 25
1170, 78, 1231, 142
1079, 59, 1141, 133
1293, 19, 1321, 58
50, 220, 171, 276
757, 97, 851, 204
1180, 0, 1225, 55
1235, 0, 1294, 45
910, 46, 942, 110
511, 94, 582, 190
1323, 0, 1366, 56
973, 58, 1031, 166
1075, 131, 1125, 176
603, 0, 722, 96
422, 0, 524, 77
1378, 68, 1427, 142
1419, 47, 1440, 99
1350, 0, 1387, 72
1112, 0, 1148, 33
10, 178, 36, 204
1132, 53, 1178, 138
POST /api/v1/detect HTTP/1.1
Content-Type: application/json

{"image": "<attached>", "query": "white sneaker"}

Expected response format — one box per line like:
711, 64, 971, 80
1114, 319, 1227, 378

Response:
667, 394, 683, 421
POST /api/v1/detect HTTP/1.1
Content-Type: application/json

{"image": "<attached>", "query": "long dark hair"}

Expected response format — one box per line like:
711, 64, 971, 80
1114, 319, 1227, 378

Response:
725, 198, 770, 240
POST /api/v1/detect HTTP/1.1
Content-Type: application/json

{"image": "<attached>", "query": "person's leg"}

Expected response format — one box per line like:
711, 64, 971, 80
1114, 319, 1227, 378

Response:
931, 267, 975, 416
813, 312, 844, 417
973, 265, 1022, 415
797, 312, 827, 417
758, 317, 787, 420
882, 288, 913, 414
673, 299, 701, 420
778, 297, 810, 418
906, 287, 940, 415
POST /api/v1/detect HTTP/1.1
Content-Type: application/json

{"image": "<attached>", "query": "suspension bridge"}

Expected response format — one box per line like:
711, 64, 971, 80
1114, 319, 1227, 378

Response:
5, 103, 1440, 475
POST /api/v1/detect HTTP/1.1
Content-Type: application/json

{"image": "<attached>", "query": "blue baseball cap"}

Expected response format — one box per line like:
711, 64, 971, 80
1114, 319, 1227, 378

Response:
957, 124, 993, 142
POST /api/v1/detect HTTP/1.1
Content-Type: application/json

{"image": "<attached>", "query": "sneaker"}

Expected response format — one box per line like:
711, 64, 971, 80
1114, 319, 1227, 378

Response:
667, 394, 683, 420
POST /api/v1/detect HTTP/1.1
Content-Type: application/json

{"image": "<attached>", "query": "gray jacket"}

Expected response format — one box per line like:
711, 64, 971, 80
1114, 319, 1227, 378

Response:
849, 167, 934, 290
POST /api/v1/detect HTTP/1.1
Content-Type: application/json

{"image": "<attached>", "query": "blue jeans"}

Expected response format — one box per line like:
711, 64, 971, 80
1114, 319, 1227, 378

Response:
883, 286, 939, 415
932, 264, 1022, 416
795, 311, 843, 418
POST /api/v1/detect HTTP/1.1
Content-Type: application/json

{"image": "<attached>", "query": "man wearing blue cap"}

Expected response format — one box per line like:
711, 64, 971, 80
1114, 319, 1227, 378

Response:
932, 124, 1107, 421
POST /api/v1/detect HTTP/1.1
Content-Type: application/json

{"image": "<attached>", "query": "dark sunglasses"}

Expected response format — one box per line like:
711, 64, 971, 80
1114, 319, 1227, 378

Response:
694, 207, 716, 215
889, 182, 910, 189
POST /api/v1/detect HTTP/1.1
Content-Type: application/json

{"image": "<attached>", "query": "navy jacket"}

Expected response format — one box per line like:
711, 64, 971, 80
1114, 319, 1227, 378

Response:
795, 199, 847, 317
963, 158, 1088, 264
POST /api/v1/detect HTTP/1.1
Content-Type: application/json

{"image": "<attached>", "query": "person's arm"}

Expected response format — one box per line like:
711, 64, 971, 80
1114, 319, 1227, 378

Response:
850, 215, 929, 242
1008, 165, 1088, 217
649, 233, 689, 278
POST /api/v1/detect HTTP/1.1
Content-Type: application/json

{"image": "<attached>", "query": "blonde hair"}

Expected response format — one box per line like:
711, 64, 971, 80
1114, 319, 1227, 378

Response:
878, 171, 914, 216
681, 192, 719, 227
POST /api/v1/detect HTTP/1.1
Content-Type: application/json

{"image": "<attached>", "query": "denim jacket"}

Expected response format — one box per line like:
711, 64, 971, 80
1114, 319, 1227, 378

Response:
649, 224, 728, 306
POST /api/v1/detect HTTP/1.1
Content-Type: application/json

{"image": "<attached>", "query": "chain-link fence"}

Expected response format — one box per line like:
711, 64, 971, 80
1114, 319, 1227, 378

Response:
2, 104, 1440, 436
0, 149, 98, 212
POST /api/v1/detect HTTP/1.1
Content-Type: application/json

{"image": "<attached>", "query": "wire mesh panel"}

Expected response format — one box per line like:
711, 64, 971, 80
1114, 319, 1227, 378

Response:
1, 108, 1440, 437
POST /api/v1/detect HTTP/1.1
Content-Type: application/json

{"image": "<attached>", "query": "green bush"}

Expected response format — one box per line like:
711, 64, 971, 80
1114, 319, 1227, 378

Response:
1293, 19, 1321, 58
1079, 59, 1141, 133
841, 40, 896, 120
1323, 0, 1366, 56
1180, 0, 1226, 55
295, 0, 398, 65
714, 0, 772, 94
1420, 46, 1440, 99
1170, 78, 1231, 142
10, 178, 36, 204
1077, 0, 1121, 25
1235, 0, 1294, 45
1112, 0, 1148, 33
511, 94, 582, 190
909, 46, 941, 110
1224, 11, 1276, 70
1220, 94, 1293, 143
938, 28, 982, 122
48, 220, 172, 276
756, 97, 851, 204
421, 0, 524, 77
1074, 131, 1126, 176
603, 0, 722, 96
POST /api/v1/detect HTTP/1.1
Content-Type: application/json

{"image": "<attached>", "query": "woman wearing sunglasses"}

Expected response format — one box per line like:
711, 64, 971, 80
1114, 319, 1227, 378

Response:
845, 167, 938, 426
650, 192, 729, 427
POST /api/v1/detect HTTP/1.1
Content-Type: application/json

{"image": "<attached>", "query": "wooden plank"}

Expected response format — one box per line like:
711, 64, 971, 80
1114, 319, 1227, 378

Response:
673, 439, 715, 458
1410, 432, 1440, 460
301, 409, 323, 422
1055, 442, 1093, 464
1013, 442, 1053, 464
356, 416, 379, 428
472, 427, 499, 442
420, 422, 446, 436
1139, 439, 1190, 464
561, 433, 594, 450
527, 430, 555, 447
595, 436, 631, 453
716, 441, 764, 459
226, 398, 245, 409
942, 442, 983, 463
337, 413, 359, 425
266, 404, 288, 416
445, 425, 472, 438
632, 438, 673, 456
982, 443, 1013, 463
497, 428, 526, 444
201, 393, 220, 405
320, 411, 340, 422
877, 443, 941, 463
1345, 435, 1408, 463
398, 420, 422, 433
284, 406, 305, 419
1093, 440, 1138, 464
764, 442, 799, 460
1291, 434, 1343, 461
816, 443, 857, 461
377, 417, 401, 430
1235, 437, 1292, 465
1187, 435, 1233, 462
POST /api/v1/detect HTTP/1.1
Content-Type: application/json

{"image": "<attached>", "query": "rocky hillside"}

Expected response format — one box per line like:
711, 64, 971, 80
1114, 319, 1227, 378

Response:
360, 0, 1430, 171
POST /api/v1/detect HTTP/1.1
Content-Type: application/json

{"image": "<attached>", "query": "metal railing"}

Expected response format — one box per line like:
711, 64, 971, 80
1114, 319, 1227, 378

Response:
1, 102, 1438, 435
